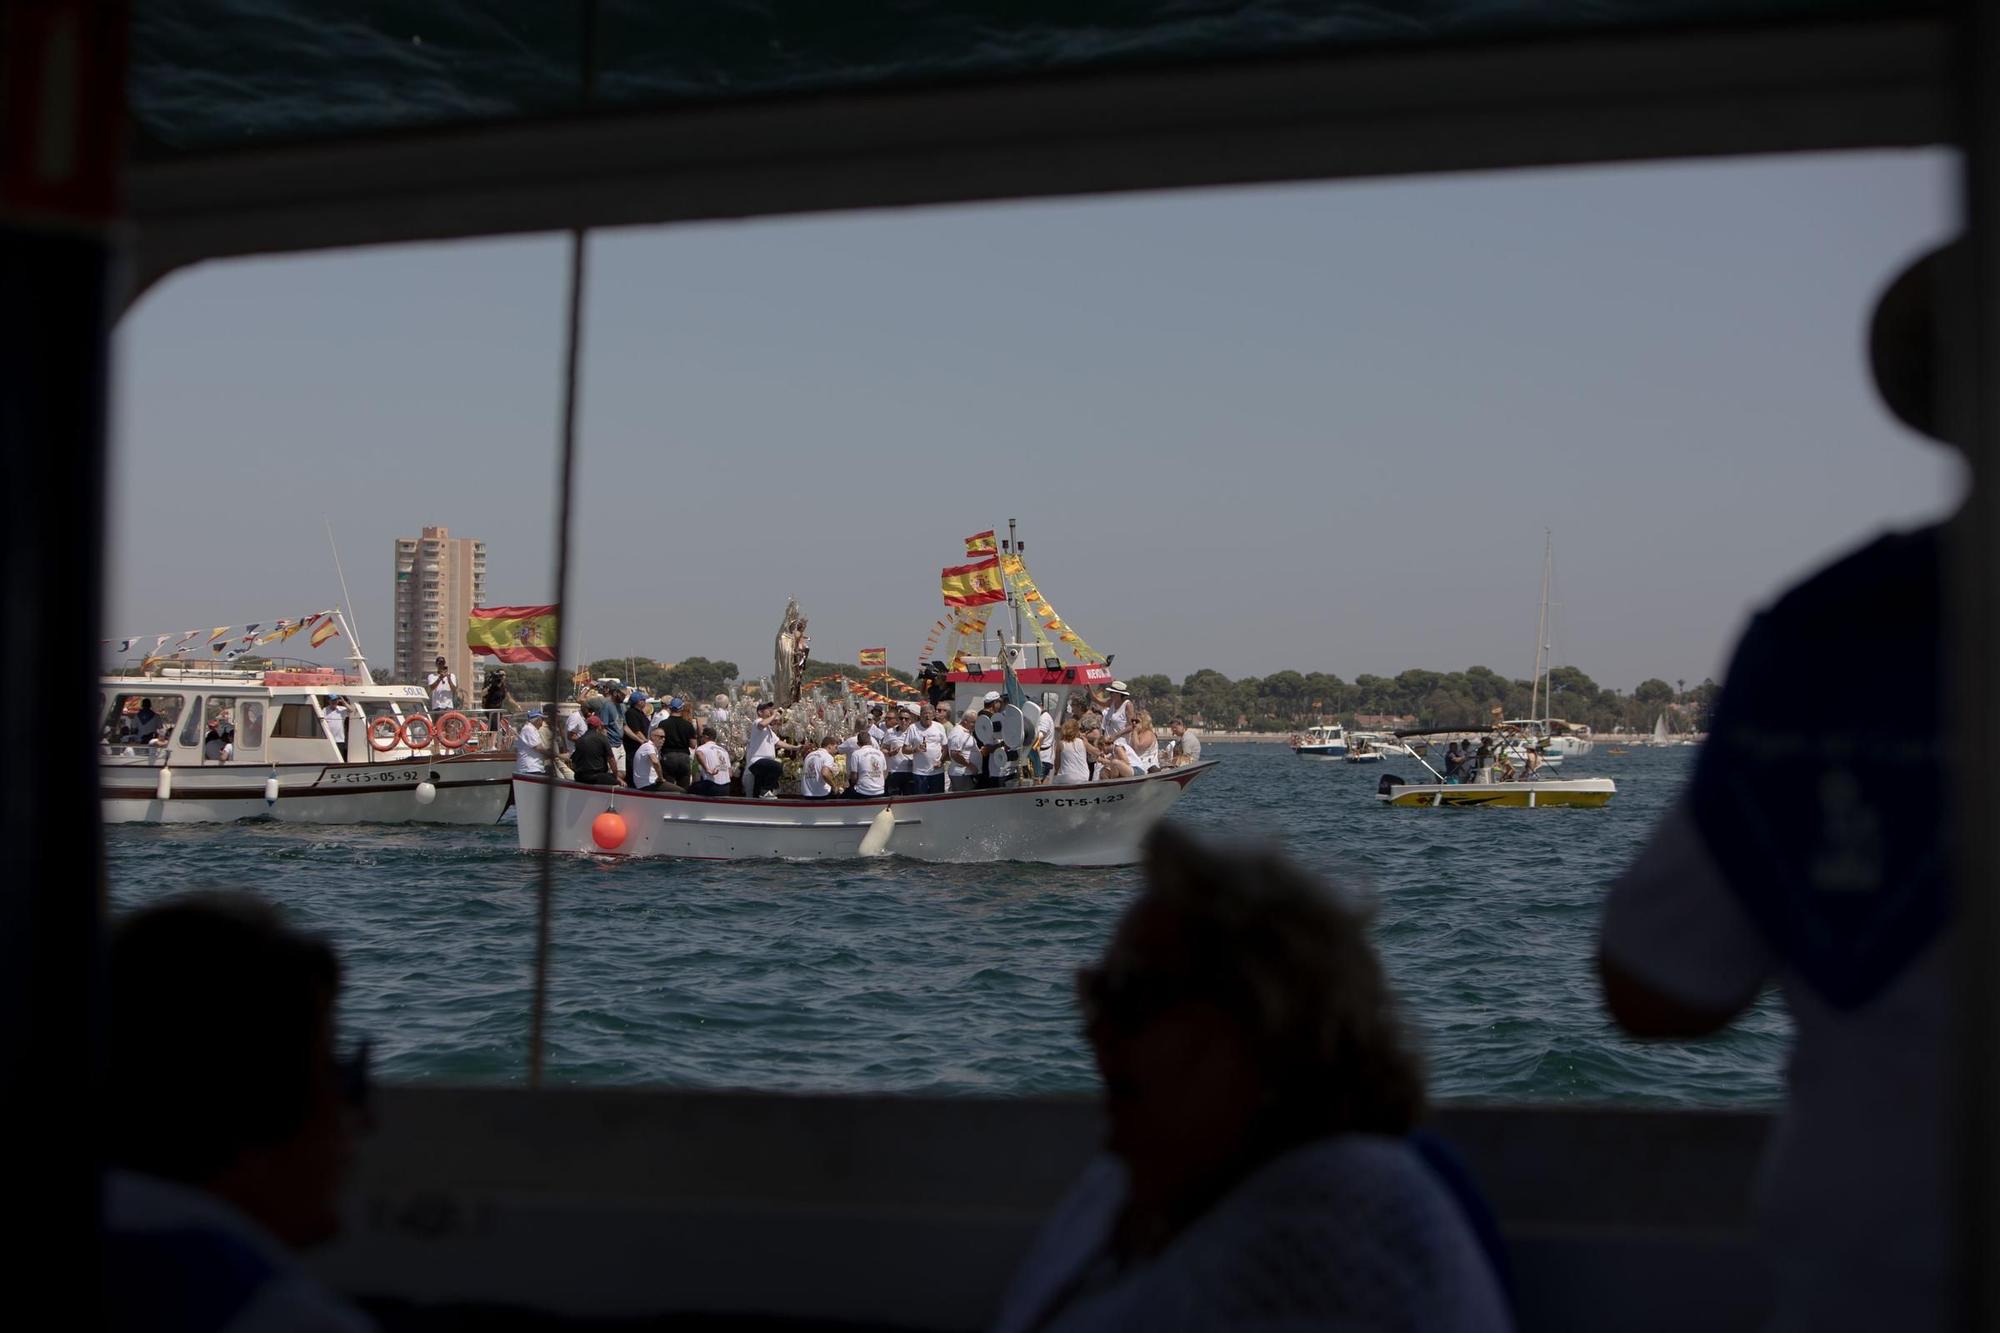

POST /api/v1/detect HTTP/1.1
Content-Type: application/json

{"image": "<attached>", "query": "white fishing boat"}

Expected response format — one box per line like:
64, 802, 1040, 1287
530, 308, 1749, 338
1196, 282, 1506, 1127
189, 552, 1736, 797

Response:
99, 621, 515, 824
1293, 723, 1349, 757
1344, 731, 1412, 763
1373, 727, 1616, 808
514, 762, 1217, 865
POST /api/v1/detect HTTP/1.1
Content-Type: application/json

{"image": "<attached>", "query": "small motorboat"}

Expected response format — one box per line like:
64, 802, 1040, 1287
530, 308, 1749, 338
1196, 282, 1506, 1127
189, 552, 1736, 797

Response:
1293, 723, 1348, 758
1372, 726, 1616, 808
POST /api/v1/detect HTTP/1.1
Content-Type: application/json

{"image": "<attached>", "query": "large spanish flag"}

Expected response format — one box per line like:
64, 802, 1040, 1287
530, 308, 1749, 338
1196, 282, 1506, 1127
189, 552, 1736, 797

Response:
468, 605, 559, 662
941, 557, 1005, 607
857, 647, 888, 667
964, 529, 996, 558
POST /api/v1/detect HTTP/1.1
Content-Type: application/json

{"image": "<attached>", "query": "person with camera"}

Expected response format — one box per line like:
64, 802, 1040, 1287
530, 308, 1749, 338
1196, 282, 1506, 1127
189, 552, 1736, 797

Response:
425, 655, 459, 714
976, 691, 1018, 789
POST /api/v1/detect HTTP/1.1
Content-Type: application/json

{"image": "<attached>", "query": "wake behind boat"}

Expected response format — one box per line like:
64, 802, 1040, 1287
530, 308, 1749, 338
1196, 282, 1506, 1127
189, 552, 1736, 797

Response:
515, 761, 1216, 865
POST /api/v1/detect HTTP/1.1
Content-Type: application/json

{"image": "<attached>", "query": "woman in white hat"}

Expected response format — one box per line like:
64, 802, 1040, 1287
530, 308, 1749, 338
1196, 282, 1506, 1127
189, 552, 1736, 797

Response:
1099, 681, 1135, 748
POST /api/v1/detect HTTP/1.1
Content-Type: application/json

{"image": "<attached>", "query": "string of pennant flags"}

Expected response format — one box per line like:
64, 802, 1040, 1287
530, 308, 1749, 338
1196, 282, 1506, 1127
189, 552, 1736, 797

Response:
103, 611, 342, 667
1001, 554, 1104, 663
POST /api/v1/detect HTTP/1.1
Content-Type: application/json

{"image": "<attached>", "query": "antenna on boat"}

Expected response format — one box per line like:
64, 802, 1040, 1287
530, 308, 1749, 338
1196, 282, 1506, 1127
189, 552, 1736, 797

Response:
324, 519, 370, 677
1530, 530, 1551, 722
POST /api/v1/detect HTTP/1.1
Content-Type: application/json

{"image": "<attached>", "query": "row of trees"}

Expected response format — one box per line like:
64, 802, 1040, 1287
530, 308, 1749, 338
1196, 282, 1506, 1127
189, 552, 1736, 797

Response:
1120, 665, 1719, 734
451, 655, 1712, 733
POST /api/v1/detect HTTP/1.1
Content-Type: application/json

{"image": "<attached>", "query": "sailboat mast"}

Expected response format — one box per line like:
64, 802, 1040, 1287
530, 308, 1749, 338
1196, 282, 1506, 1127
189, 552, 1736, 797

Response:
1531, 531, 1551, 720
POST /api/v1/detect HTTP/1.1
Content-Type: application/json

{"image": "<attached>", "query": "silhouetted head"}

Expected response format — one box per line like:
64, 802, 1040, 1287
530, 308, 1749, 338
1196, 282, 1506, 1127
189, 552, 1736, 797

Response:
108, 892, 360, 1248
1870, 240, 1962, 447
1078, 826, 1422, 1228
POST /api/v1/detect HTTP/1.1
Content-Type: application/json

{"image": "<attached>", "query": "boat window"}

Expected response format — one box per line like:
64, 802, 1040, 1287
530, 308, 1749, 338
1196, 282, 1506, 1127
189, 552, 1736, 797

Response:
100, 692, 182, 745
238, 702, 265, 748
175, 697, 202, 748
108, 149, 1961, 1108
271, 702, 323, 739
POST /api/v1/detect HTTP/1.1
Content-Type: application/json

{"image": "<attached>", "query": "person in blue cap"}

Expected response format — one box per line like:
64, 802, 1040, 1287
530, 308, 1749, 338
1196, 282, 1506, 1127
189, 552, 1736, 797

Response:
620, 689, 652, 776
1598, 242, 1961, 1333
513, 709, 554, 776
655, 696, 696, 789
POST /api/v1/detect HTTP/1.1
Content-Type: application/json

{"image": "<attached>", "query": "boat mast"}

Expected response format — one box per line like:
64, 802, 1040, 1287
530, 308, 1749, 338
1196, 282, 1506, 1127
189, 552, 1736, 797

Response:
325, 519, 371, 677
1005, 516, 1025, 651
1531, 530, 1551, 721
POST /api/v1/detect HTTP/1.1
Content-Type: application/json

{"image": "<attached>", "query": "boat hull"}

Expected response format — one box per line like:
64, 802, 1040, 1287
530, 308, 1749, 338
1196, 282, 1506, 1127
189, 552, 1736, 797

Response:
512, 762, 1217, 866
1379, 777, 1615, 808
100, 755, 515, 825
1294, 744, 1347, 758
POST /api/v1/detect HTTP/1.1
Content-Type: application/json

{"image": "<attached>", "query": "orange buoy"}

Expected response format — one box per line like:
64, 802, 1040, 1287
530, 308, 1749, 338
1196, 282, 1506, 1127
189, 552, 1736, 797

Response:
367, 715, 403, 752
591, 810, 628, 850
434, 711, 473, 749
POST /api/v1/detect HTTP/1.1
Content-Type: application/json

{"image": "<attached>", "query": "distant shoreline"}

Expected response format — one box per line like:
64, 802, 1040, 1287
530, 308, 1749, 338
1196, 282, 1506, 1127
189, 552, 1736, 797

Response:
1202, 730, 1676, 745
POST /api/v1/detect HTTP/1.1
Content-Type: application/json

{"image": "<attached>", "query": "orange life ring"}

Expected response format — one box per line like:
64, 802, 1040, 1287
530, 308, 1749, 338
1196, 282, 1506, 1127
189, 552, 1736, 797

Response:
434, 711, 473, 749
366, 715, 403, 752
401, 713, 435, 749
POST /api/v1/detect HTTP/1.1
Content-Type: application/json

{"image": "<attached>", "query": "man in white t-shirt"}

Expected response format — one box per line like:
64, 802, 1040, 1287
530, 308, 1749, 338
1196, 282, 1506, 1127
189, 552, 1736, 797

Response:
1168, 717, 1202, 766
945, 708, 980, 791
908, 703, 948, 795
630, 726, 667, 791
692, 728, 733, 796
321, 696, 350, 754
743, 700, 795, 798
426, 656, 459, 713
514, 711, 552, 775
802, 735, 840, 799
885, 701, 921, 796
846, 727, 887, 801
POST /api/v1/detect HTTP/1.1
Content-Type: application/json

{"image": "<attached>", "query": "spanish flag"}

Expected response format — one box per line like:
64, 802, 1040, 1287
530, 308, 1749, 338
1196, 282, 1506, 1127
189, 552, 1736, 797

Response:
468, 605, 559, 663
965, 530, 996, 557
941, 557, 1005, 607
857, 647, 888, 667
310, 618, 341, 648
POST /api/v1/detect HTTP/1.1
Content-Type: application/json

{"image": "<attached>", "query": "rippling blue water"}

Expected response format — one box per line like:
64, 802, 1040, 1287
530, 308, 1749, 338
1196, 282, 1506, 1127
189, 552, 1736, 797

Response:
103, 744, 1785, 1105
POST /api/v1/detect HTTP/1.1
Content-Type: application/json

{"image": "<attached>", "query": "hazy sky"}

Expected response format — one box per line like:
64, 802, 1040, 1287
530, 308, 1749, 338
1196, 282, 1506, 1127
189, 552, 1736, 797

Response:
110, 148, 1961, 692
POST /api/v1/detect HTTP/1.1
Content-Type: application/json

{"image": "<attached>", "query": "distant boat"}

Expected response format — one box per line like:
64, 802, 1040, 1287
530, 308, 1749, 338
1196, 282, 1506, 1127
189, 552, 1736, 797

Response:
1652, 712, 1671, 744
1293, 723, 1349, 758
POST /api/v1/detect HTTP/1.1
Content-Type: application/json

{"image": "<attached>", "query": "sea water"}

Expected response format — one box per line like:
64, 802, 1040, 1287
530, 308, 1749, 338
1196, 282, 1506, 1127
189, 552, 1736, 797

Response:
103, 744, 1785, 1104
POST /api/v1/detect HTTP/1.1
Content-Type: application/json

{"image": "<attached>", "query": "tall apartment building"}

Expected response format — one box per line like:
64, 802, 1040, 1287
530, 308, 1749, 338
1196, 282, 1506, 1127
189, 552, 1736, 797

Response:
392, 526, 487, 691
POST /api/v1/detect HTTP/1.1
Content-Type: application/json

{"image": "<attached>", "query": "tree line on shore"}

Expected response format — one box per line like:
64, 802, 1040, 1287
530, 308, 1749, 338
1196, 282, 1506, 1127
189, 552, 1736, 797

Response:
476, 656, 1714, 735
1120, 665, 1718, 734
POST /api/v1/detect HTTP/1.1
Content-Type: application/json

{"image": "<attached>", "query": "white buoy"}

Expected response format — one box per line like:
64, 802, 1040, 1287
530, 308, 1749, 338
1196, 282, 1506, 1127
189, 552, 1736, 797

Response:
155, 767, 172, 802
263, 775, 280, 807
414, 780, 437, 805
858, 806, 896, 856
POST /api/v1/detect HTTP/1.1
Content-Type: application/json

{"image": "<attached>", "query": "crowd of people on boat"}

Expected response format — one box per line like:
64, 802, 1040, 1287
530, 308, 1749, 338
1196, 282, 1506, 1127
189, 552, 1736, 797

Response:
509, 678, 1202, 798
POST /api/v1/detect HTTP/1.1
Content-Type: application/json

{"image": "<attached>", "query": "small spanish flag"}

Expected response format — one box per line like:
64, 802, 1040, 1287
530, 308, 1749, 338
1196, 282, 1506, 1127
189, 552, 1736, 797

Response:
468, 605, 559, 663
310, 618, 341, 648
857, 647, 888, 667
964, 530, 996, 557
941, 556, 1005, 607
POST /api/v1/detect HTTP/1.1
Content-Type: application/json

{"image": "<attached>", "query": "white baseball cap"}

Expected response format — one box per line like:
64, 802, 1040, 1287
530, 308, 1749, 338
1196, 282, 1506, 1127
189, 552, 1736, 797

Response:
982, 691, 1002, 704
899, 701, 921, 715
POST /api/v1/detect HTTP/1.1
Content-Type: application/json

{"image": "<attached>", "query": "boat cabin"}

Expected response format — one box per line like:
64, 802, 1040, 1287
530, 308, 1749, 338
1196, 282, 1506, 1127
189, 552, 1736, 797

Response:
98, 663, 489, 767
942, 645, 1113, 721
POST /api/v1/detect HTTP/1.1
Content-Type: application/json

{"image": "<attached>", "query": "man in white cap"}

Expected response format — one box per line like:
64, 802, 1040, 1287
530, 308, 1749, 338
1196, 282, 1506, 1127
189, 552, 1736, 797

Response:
1100, 681, 1134, 747
885, 701, 919, 796
514, 709, 553, 776
976, 691, 1015, 789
